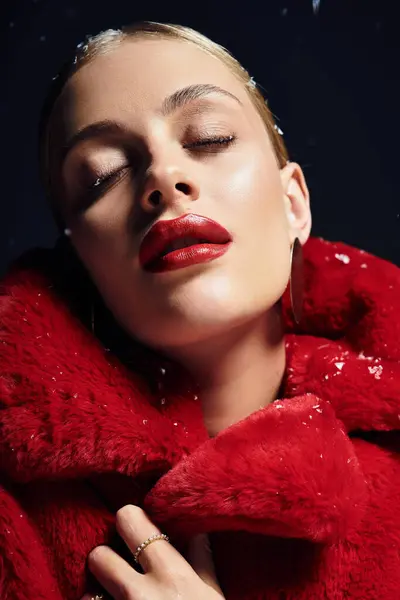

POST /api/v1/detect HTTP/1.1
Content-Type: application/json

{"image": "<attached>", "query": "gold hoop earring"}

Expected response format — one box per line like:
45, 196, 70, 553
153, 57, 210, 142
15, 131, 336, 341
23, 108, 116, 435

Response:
289, 237, 304, 325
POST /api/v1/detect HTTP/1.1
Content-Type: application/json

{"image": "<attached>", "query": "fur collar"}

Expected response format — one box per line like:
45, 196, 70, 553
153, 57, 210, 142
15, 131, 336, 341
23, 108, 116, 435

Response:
0, 237, 399, 542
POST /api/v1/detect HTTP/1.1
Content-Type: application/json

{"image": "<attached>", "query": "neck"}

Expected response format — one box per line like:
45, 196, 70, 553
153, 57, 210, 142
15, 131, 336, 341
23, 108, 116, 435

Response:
166, 308, 286, 437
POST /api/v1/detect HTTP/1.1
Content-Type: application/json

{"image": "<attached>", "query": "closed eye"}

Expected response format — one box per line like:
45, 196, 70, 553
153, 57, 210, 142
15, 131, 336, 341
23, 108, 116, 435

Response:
184, 135, 236, 150
81, 135, 236, 205
89, 166, 129, 192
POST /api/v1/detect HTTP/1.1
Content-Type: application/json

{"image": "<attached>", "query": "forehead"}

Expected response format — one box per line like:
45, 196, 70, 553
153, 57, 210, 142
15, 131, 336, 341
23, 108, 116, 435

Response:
55, 38, 249, 134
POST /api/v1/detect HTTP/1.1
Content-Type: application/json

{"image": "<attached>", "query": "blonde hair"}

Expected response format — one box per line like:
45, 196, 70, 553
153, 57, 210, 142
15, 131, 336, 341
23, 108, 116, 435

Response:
39, 21, 289, 231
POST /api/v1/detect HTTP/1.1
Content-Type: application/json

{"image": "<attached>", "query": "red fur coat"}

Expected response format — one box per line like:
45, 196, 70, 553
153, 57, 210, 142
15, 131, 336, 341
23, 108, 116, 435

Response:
0, 237, 399, 600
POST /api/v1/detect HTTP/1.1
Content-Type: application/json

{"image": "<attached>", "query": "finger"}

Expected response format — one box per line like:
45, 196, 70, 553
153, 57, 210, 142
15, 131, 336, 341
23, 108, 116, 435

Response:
87, 544, 147, 600
188, 534, 223, 594
116, 505, 187, 574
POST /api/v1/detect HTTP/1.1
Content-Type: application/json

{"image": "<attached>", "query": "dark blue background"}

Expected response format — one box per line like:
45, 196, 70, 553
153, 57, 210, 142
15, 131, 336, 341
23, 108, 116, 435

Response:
2, 0, 399, 275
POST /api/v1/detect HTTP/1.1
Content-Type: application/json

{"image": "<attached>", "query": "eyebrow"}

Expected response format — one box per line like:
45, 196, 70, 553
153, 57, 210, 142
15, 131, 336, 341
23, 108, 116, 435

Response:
160, 83, 242, 115
60, 83, 242, 164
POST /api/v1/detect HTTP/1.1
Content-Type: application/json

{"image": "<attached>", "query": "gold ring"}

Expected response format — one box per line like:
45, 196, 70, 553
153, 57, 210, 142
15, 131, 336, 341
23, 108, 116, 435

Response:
134, 533, 170, 563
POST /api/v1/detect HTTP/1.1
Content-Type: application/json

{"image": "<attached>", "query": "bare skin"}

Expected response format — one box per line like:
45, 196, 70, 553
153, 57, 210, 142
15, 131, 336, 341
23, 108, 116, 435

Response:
51, 37, 311, 437
81, 505, 224, 600
49, 36, 311, 597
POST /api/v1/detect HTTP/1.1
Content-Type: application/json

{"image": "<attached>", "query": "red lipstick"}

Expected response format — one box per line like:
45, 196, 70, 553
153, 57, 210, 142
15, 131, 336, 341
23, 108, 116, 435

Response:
139, 214, 232, 273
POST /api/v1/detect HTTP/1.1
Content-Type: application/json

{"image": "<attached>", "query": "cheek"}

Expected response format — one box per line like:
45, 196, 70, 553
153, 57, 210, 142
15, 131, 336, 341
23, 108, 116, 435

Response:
216, 151, 291, 305
70, 198, 134, 270
220, 150, 288, 251
220, 145, 283, 215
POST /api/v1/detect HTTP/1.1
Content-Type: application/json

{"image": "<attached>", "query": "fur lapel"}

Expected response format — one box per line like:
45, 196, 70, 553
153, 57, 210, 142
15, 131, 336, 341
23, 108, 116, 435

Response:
0, 237, 399, 542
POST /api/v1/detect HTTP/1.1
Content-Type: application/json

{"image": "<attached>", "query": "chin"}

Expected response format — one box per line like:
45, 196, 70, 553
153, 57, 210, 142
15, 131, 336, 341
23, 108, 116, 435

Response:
127, 273, 286, 349
136, 302, 276, 351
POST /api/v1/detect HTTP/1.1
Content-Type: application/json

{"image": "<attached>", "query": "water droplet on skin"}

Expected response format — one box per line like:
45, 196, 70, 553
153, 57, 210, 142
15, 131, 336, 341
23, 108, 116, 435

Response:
173, 422, 178, 426
335, 362, 345, 371
325, 374, 329, 380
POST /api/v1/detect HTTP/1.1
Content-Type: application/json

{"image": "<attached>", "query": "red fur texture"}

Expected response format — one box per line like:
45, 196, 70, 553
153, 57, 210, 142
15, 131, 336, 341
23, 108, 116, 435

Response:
0, 237, 399, 599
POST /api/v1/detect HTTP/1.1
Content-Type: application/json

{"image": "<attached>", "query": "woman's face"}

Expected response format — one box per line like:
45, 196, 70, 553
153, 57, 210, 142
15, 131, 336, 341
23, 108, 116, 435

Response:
50, 38, 311, 349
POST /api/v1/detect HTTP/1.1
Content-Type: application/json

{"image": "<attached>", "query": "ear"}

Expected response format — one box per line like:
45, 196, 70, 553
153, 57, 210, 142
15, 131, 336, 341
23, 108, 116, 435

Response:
280, 162, 312, 245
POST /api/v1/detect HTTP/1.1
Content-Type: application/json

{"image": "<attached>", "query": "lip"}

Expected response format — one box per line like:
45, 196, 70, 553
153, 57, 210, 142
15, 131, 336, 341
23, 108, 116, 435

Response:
139, 213, 232, 273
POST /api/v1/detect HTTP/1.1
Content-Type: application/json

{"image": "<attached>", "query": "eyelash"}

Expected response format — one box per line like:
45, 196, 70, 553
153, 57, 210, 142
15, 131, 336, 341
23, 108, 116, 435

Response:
87, 135, 236, 194
184, 134, 236, 150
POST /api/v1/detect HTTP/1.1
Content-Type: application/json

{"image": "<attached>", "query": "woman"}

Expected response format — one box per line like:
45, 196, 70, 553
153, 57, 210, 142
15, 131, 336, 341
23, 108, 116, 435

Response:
1, 21, 399, 600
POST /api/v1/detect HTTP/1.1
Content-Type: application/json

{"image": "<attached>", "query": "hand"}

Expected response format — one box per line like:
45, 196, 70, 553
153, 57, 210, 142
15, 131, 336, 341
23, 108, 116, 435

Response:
81, 504, 225, 600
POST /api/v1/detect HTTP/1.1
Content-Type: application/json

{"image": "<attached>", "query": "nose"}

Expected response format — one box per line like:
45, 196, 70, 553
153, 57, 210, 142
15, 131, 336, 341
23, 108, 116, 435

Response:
140, 163, 200, 213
